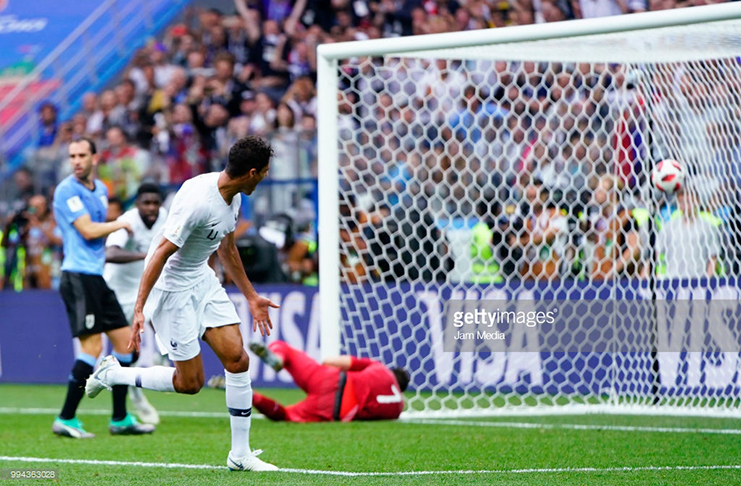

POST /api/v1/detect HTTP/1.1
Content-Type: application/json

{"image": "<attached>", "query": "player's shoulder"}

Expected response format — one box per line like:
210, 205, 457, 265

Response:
120, 208, 140, 224
174, 173, 219, 211
53, 175, 77, 197
176, 173, 217, 202
184, 172, 219, 190
53, 176, 83, 210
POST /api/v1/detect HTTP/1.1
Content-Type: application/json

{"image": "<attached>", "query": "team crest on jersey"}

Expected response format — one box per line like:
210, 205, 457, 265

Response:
85, 314, 95, 329
100, 195, 108, 208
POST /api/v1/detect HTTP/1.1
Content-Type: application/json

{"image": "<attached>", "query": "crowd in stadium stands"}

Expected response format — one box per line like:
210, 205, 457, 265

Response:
1, 0, 735, 290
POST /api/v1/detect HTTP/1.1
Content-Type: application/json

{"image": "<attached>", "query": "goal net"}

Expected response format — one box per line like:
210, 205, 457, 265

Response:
317, 4, 741, 417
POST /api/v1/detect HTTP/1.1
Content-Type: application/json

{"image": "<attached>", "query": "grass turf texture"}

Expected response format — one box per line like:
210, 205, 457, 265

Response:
1, 384, 741, 485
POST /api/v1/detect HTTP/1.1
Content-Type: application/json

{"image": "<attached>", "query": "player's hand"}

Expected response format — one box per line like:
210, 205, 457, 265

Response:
120, 221, 134, 235
249, 295, 279, 337
129, 309, 146, 352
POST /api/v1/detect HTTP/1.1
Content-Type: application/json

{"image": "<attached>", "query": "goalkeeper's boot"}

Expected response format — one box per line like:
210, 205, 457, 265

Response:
52, 417, 95, 439
109, 413, 155, 435
227, 449, 279, 472
130, 386, 160, 425
248, 341, 283, 371
85, 355, 119, 398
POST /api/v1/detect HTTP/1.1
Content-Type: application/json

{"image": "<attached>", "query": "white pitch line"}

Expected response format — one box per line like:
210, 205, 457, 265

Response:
401, 419, 741, 435
0, 407, 235, 419
2, 408, 740, 435
0, 456, 739, 477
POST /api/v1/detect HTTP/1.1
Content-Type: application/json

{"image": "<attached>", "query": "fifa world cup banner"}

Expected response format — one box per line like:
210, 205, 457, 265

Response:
1, 280, 741, 396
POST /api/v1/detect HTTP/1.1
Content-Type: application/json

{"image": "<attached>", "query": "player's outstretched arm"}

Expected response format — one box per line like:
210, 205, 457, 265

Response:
129, 237, 179, 351
73, 214, 132, 241
217, 231, 279, 336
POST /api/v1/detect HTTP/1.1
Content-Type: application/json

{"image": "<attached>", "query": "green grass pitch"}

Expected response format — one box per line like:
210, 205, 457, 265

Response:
1, 384, 741, 485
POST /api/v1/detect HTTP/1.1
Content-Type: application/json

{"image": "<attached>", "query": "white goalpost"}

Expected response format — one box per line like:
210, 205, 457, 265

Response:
317, 4, 741, 418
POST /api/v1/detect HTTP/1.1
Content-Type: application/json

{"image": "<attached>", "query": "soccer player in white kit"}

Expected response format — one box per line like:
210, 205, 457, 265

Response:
86, 137, 279, 471
103, 183, 167, 425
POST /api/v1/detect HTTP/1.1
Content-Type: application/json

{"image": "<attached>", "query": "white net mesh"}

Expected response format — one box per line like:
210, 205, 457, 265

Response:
331, 18, 741, 416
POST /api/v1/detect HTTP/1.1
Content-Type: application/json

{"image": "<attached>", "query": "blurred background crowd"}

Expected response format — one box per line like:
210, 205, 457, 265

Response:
0, 0, 736, 291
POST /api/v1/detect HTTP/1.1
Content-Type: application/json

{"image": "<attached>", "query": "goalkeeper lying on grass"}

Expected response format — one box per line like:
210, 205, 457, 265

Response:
245, 340, 410, 422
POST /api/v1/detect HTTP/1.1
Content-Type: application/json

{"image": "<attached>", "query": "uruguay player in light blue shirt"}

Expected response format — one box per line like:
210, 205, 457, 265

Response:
51, 137, 154, 438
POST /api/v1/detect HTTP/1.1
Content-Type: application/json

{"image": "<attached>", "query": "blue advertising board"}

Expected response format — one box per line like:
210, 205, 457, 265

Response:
1, 280, 740, 399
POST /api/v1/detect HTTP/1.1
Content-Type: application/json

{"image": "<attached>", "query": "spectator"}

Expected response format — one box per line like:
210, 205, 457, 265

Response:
80, 92, 99, 119
87, 90, 125, 138
249, 92, 277, 135
583, 175, 642, 279
34, 121, 75, 189
37, 102, 58, 148
206, 52, 248, 116
269, 103, 303, 215
98, 126, 153, 201
579, 0, 622, 17
657, 188, 722, 279
11, 168, 35, 209
186, 49, 214, 78
519, 184, 568, 280
151, 42, 178, 88
163, 103, 207, 185
23, 194, 62, 289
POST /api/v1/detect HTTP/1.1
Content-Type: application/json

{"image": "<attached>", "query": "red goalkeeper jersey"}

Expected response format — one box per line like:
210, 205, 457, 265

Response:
339, 357, 404, 421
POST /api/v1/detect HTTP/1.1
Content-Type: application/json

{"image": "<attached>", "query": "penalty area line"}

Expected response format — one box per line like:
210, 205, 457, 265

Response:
0, 456, 739, 477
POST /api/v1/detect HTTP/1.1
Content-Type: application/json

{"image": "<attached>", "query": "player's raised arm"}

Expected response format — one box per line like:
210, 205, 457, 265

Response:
129, 237, 179, 351
217, 231, 279, 337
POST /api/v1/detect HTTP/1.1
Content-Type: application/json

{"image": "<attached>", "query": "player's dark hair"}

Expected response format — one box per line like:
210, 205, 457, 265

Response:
75, 137, 97, 155
136, 182, 162, 200
108, 196, 123, 208
391, 367, 410, 392
226, 136, 274, 178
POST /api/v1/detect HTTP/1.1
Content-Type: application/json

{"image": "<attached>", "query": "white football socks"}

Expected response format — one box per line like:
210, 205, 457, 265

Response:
225, 370, 253, 458
108, 366, 176, 393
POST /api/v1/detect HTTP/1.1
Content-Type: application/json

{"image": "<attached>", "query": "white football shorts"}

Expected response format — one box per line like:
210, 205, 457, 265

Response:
143, 272, 240, 361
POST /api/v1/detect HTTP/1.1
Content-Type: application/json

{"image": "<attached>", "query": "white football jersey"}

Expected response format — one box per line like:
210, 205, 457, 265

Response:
148, 172, 241, 291
104, 207, 167, 305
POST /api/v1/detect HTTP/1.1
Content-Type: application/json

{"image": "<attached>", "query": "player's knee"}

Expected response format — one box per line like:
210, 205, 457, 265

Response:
173, 373, 204, 395
176, 380, 203, 395
223, 351, 249, 374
